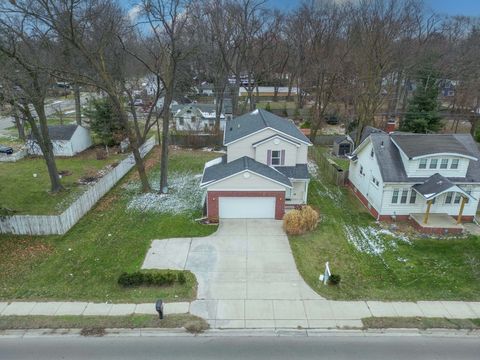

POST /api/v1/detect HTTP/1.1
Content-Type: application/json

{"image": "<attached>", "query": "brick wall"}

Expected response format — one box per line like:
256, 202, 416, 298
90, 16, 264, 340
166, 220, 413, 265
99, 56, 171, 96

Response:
207, 191, 285, 222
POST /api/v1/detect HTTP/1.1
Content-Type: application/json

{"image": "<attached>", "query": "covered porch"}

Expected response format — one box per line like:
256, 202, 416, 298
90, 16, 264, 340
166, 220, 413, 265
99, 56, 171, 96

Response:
409, 173, 475, 234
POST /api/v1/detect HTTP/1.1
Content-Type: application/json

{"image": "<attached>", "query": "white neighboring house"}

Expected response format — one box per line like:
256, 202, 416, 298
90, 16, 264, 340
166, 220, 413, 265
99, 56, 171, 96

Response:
200, 109, 312, 221
171, 103, 229, 132
238, 86, 300, 97
348, 131, 480, 232
27, 124, 93, 157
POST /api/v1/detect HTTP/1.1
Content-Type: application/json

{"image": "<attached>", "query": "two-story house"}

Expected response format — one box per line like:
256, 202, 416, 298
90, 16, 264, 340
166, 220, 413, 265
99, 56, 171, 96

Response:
172, 102, 233, 132
348, 132, 480, 233
200, 109, 312, 221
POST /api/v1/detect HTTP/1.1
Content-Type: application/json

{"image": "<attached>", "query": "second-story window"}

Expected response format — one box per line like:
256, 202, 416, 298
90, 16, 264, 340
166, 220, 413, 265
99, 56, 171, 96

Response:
429, 159, 438, 169
419, 159, 427, 169
451, 159, 459, 169
440, 159, 449, 169
271, 150, 281, 165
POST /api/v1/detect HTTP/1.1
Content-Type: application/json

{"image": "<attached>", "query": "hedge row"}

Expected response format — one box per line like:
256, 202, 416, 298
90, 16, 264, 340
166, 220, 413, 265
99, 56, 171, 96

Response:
118, 271, 187, 287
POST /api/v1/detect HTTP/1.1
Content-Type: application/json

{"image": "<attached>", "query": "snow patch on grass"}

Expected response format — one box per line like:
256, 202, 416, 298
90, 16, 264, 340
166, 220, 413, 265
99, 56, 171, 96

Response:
344, 225, 411, 256
125, 172, 204, 215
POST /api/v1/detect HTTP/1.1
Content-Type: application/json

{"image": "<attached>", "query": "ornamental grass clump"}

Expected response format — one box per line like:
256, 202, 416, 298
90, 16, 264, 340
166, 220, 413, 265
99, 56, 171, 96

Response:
283, 205, 319, 235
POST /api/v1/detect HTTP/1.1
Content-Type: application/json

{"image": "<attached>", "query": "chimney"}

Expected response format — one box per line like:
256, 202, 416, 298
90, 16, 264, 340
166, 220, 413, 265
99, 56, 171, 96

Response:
385, 118, 396, 133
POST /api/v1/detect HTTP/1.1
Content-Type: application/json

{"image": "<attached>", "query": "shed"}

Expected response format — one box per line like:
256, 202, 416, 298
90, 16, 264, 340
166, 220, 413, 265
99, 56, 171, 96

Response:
333, 135, 354, 156
27, 124, 93, 157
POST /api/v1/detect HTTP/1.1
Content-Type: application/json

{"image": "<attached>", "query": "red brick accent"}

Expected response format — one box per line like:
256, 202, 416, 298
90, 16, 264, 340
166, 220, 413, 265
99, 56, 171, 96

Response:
347, 181, 379, 219
207, 191, 285, 222
409, 218, 464, 235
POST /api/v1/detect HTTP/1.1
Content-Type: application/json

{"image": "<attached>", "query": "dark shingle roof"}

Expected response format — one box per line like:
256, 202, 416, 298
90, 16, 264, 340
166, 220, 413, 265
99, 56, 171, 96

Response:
171, 103, 217, 114
224, 109, 311, 145
201, 156, 291, 187
29, 124, 78, 141
369, 132, 480, 183
412, 173, 455, 199
349, 126, 385, 145
391, 133, 476, 159
334, 135, 354, 144
274, 164, 309, 179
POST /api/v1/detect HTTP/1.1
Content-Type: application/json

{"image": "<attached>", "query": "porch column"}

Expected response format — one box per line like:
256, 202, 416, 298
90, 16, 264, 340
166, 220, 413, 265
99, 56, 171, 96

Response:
423, 200, 432, 224
457, 196, 467, 224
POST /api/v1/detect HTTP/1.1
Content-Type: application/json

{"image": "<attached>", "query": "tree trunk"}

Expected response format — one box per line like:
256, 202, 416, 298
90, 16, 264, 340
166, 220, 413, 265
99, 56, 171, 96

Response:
74, 82, 82, 125
159, 89, 174, 194
29, 102, 64, 193
111, 96, 151, 192
214, 83, 226, 135
12, 104, 25, 141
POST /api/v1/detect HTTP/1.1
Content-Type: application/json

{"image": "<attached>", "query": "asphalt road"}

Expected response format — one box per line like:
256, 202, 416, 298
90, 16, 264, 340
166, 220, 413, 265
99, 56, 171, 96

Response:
1, 335, 479, 360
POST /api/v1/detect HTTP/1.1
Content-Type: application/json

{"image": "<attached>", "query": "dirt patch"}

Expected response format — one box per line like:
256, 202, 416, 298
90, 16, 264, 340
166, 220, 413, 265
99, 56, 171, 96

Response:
95, 193, 120, 212
80, 327, 106, 337
73, 145, 122, 161
0, 238, 53, 276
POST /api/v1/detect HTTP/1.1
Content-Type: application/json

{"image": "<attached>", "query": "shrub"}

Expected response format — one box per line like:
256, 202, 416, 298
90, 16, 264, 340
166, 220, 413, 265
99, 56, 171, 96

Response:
283, 205, 319, 235
118, 271, 182, 287
328, 274, 341, 285
265, 102, 272, 112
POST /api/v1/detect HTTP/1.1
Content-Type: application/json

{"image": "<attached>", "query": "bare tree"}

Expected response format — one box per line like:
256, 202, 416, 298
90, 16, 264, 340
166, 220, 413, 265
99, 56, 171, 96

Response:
0, 5, 63, 192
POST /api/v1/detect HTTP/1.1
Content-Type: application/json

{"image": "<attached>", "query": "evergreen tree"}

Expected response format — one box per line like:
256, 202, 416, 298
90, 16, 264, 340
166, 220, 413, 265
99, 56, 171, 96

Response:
400, 67, 442, 133
84, 98, 126, 146
400, 66, 442, 133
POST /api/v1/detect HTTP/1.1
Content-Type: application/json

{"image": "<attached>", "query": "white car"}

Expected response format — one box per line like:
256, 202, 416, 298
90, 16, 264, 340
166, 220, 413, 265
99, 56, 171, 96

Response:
133, 99, 144, 106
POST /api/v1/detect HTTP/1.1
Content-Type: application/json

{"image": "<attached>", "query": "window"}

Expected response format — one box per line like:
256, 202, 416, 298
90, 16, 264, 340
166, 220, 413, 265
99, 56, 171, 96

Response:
409, 190, 417, 204
429, 159, 438, 169
440, 159, 449, 169
371, 176, 379, 187
419, 159, 427, 169
451, 159, 459, 169
360, 166, 364, 176
179, 117, 184, 126
271, 150, 281, 166
370, 149, 374, 158
400, 189, 408, 204
392, 189, 399, 204
454, 193, 461, 204
191, 116, 197, 123
445, 192, 453, 204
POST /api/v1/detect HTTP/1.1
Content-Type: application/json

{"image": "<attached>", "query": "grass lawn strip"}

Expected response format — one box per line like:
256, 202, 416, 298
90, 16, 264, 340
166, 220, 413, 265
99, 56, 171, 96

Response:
0, 148, 219, 303
0, 149, 125, 215
0, 314, 208, 333
289, 146, 480, 301
362, 317, 480, 330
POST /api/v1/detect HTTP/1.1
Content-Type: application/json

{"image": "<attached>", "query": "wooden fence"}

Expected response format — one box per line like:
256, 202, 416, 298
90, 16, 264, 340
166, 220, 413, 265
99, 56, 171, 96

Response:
311, 149, 348, 186
0, 137, 156, 235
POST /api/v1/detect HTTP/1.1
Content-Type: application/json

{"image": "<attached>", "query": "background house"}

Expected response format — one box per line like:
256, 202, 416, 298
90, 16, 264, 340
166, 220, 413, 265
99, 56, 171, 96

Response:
27, 124, 92, 157
172, 103, 231, 132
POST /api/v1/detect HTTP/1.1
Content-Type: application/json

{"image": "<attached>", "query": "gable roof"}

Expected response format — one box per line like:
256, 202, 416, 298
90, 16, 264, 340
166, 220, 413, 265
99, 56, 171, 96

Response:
29, 124, 79, 141
391, 133, 477, 160
252, 134, 301, 148
201, 156, 292, 188
349, 126, 385, 145
223, 109, 311, 145
274, 164, 309, 180
365, 132, 480, 183
412, 173, 475, 201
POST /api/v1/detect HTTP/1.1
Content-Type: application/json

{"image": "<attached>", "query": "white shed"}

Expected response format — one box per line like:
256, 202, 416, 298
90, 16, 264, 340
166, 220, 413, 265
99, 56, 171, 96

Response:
27, 124, 93, 157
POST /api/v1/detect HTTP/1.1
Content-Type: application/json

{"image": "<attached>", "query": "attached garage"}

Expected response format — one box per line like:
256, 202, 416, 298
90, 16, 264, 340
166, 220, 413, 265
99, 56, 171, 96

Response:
219, 197, 276, 219
200, 156, 292, 222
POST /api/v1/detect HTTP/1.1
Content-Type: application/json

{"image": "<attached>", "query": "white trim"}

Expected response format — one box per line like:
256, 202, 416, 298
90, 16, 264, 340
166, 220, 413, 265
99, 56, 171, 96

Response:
207, 188, 286, 192
224, 127, 312, 146
252, 135, 301, 148
200, 169, 292, 189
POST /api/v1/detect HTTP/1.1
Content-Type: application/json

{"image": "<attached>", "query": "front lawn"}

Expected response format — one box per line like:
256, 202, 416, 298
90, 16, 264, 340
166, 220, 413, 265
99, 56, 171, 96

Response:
289, 154, 480, 301
0, 149, 125, 215
0, 148, 219, 303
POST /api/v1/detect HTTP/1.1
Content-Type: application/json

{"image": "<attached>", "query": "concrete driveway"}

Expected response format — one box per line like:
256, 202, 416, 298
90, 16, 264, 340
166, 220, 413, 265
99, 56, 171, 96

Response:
143, 219, 327, 328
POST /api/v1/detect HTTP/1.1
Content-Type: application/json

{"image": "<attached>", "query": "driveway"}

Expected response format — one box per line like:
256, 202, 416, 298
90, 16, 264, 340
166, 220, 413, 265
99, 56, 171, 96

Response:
143, 219, 327, 328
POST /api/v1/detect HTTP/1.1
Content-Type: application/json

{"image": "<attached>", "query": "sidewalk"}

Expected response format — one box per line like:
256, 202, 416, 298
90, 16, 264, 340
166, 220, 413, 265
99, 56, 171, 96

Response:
2, 300, 480, 329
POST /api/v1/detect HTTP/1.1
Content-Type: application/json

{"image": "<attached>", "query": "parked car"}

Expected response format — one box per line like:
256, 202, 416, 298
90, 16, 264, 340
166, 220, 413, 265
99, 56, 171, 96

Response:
133, 98, 144, 106
325, 115, 339, 125
0, 145, 14, 155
